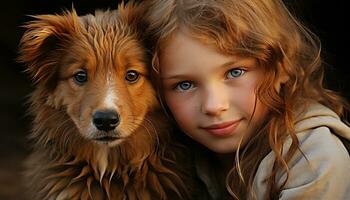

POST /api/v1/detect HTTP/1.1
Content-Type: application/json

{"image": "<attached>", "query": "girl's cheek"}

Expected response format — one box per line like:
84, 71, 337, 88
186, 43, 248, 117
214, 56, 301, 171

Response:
164, 92, 182, 113
231, 87, 255, 110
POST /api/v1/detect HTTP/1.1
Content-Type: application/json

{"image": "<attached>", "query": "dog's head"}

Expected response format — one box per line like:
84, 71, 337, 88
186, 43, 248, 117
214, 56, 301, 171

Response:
18, 3, 158, 147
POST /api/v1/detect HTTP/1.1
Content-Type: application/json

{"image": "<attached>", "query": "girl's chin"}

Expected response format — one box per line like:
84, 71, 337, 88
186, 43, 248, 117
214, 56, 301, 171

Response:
205, 143, 238, 154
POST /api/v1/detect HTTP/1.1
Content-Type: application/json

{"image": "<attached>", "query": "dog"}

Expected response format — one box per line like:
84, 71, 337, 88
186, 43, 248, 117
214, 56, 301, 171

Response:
18, 2, 191, 200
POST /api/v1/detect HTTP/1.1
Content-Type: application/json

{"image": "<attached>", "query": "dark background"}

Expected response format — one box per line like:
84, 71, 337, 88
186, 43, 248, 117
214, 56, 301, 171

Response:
0, 1, 348, 199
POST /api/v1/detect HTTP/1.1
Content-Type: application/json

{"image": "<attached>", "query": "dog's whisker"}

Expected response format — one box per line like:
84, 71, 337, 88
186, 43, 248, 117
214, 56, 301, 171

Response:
34, 117, 71, 148
55, 120, 72, 135
127, 117, 162, 158
39, 110, 65, 123
54, 119, 74, 142
142, 117, 161, 148
61, 126, 75, 152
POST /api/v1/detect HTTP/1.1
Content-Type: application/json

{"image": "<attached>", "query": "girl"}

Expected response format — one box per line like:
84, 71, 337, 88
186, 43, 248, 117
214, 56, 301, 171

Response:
145, 0, 350, 199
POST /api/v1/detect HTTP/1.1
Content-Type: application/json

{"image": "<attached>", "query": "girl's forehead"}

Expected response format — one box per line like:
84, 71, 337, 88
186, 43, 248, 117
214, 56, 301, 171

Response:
159, 31, 258, 75
160, 29, 249, 60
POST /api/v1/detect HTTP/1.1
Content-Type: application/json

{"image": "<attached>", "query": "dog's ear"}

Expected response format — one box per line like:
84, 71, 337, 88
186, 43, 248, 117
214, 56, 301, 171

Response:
118, 1, 148, 35
18, 9, 81, 88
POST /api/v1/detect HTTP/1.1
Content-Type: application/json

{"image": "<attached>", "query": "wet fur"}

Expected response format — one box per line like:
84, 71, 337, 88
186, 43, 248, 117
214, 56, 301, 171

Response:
18, 3, 189, 200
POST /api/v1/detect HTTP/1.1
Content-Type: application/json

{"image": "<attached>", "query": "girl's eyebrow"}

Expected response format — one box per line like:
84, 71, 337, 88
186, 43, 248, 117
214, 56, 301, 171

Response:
161, 60, 239, 80
160, 74, 187, 80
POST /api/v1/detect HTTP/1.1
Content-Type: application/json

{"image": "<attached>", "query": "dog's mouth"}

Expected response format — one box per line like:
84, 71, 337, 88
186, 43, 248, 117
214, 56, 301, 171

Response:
94, 136, 120, 142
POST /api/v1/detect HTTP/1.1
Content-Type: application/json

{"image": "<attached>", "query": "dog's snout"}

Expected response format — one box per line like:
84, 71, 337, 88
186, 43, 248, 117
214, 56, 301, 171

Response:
93, 110, 120, 131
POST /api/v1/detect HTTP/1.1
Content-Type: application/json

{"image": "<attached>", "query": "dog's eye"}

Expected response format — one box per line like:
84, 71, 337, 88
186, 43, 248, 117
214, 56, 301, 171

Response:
74, 70, 88, 85
125, 70, 139, 83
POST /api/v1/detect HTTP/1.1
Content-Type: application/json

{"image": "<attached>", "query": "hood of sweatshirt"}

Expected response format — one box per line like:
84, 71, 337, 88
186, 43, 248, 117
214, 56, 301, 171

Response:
294, 103, 350, 141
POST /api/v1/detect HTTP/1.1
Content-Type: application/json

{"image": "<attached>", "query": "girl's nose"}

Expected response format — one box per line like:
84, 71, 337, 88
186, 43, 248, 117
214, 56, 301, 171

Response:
201, 85, 229, 116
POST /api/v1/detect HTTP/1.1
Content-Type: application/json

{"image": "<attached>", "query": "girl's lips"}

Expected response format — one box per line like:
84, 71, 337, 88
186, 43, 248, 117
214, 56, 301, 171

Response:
201, 120, 241, 137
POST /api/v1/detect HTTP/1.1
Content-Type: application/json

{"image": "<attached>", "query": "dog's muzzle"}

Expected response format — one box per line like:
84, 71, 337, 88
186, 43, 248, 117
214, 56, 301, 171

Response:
92, 110, 120, 132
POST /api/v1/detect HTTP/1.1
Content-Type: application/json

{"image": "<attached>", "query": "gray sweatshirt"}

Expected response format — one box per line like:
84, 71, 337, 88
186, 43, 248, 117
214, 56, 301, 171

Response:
252, 103, 350, 199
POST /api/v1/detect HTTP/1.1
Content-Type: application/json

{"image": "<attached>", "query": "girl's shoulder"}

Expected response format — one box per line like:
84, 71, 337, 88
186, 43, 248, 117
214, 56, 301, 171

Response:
253, 103, 350, 199
284, 128, 349, 199
292, 126, 349, 168
255, 126, 350, 181
284, 102, 350, 167
292, 102, 350, 155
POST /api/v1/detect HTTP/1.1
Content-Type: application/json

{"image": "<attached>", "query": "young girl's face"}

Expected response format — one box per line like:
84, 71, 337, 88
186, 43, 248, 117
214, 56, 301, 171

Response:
160, 31, 269, 153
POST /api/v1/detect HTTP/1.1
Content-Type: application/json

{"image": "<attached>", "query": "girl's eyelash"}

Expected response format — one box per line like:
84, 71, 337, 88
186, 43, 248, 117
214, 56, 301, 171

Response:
173, 81, 193, 91
170, 67, 246, 91
226, 67, 246, 79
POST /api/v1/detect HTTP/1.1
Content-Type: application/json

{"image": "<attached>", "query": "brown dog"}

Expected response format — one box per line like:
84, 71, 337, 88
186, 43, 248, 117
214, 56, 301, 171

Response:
18, 2, 191, 200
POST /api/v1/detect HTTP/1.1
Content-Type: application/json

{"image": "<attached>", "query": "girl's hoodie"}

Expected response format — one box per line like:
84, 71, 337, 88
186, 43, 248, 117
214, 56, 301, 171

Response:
252, 103, 350, 199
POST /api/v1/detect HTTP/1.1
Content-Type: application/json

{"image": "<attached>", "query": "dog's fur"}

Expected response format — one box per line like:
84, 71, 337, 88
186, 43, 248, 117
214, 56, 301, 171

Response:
18, 3, 190, 200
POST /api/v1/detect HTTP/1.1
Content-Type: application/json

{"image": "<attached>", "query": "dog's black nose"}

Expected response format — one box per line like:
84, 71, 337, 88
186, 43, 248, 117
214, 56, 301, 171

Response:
93, 110, 120, 131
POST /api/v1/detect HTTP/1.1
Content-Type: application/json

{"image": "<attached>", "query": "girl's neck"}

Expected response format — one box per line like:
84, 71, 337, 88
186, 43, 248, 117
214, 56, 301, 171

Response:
216, 152, 235, 165
214, 152, 235, 180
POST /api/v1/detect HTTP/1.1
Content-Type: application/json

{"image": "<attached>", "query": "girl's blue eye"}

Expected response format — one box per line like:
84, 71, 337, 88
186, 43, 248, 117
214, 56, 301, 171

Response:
176, 81, 193, 91
227, 68, 245, 79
